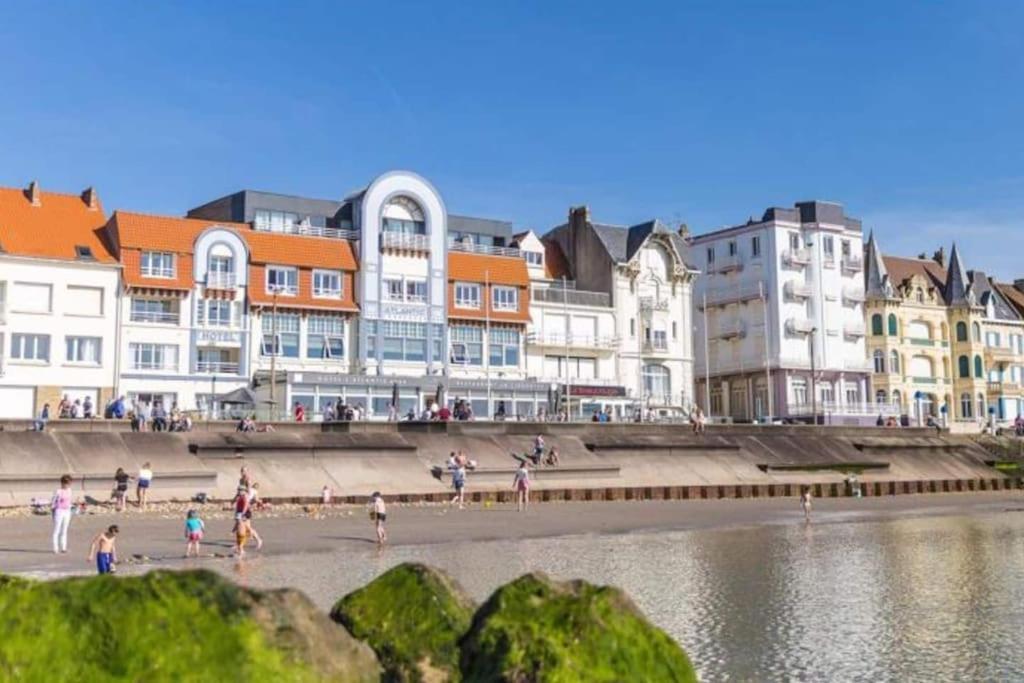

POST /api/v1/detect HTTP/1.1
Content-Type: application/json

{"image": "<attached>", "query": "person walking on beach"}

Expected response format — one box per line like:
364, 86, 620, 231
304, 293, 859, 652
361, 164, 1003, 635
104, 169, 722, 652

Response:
451, 465, 467, 509
51, 474, 73, 554
184, 509, 205, 558
513, 461, 531, 512
370, 491, 387, 546
800, 486, 813, 522
88, 525, 119, 575
234, 516, 251, 558
136, 462, 153, 510
245, 482, 264, 550
112, 468, 132, 512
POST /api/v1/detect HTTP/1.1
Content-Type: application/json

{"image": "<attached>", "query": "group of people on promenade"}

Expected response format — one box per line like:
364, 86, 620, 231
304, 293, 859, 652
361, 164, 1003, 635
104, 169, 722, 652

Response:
32, 396, 194, 433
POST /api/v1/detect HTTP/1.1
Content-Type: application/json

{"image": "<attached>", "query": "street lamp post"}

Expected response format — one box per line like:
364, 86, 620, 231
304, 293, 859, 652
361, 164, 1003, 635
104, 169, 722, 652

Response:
269, 288, 279, 421
810, 326, 818, 425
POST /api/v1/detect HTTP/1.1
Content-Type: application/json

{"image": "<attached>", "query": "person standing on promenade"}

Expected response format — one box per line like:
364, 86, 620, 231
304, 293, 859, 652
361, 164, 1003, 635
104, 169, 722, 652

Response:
136, 462, 153, 510
800, 486, 813, 522
513, 461, 531, 512
370, 492, 387, 546
51, 474, 73, 554
451, 465, 467, 510
88, 525, 119, 574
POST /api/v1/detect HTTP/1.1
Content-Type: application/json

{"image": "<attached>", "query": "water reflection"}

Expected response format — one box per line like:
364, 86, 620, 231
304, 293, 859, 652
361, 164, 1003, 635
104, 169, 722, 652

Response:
213, 513, 1024, 682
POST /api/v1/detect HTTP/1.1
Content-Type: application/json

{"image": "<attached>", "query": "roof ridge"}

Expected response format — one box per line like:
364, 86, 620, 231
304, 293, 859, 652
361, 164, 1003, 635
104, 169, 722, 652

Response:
114, 208, 249, 228
0, 186, 95, 201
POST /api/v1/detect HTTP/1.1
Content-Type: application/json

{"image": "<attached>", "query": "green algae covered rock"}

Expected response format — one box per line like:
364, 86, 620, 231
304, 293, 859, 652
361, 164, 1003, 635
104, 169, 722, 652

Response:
0, 569, 380, 682
460, 573, 697, 683
331, 563, 475, 682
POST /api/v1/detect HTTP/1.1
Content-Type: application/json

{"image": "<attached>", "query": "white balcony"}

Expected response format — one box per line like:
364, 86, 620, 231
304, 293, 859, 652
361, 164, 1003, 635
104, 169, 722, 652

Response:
789, 401, 899, 417
783, 248, 812, 267
206, 273, 237, 290
643, 338, 670, 352
196, 360, 240, 374
786, 317, 815, 335
448, 239, 522, 258
715, 253, 744, 273
844, 358, 874, 372
129, 310, 180, 325
783, 280, 812, 301
381, 232, 430, 252
841, 255, 863, 272
699, 282, 764, 308
527, 332, 619, 350
843, 321, 866, 338
842, 287, 866, 304
640, 296, 669, 313
255, 220, 359, 241
129, 360, 178, 372
716, 320, 746, 340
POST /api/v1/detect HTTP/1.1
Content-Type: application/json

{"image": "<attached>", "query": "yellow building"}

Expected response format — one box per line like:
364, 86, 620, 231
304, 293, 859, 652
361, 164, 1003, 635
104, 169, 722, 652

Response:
863, 236, 1023, 425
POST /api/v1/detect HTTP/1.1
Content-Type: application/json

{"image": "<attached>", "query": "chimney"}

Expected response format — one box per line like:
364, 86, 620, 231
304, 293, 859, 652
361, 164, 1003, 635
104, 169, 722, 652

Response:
678, 222, 690, 238
1014, 279, 1024, 293
25, 180, 41, 207
917, 252, 927, 260
81, 186, 99, 211
932, 246, 945, 268
568, 205, 590, 230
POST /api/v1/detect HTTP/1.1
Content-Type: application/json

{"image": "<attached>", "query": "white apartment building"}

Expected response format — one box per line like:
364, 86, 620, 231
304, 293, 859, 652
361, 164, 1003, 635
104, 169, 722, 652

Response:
542, 206, 697, 417
691, 201, 871, 423
0, 182, 120, 417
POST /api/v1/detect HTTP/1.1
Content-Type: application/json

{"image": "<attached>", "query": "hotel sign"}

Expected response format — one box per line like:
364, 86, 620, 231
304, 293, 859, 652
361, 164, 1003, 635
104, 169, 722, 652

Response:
568, 384, 627, 397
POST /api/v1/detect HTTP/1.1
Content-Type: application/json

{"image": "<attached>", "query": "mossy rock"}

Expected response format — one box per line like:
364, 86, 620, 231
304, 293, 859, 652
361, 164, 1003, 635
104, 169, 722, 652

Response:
460, 573, 697, 683
331, 563, 475, 682
0, 569, 380, 682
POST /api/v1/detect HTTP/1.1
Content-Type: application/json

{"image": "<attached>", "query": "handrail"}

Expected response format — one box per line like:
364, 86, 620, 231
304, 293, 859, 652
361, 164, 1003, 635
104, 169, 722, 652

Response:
448, 239, 522, 258
254, 221, 360, 241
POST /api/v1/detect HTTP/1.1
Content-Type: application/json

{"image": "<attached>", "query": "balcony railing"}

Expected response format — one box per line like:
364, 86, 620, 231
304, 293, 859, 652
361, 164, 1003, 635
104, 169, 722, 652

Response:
206, 273, 237, 290
448, 239, 522, 258
532, 287, 611, 307
381, 232, 431, 252
527, 332, 619, 350
129, 310, 180, 324
843, 322, 866, 338
789, 401, 900, 417
842, 287, 865, 304
700, 282, 764, 308
988, 381, 1022, 394
716, 320, 746, 340
782, 248, 812, 267
783, 280, 812, 301
785, 317, 815, 335
841, 255, 864, 272
196, 360, 240, 374
642, 339, 671, 352
129, 361, 178, 371
255, 220, 359, 241
985, 347, 1017, 364
715, 253, 744, 273
141, 267, 175, 279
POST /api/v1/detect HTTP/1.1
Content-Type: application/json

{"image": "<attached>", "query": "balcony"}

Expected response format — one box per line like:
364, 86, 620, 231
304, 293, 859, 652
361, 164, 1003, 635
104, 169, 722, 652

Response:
448, 239, 522, 258
700, 282, 764, 308
255, 220, 359, 241
988, 381, 1022, 395
842, 287, 865, 304
531, 286, 611, 307
782, 248, 812, 267
129, 361, 178, 372
843, 321, 866, 338
716, 320, 746, 340
642, 339, 671, 352
715, 253, 743, 274
985, 347, 1017, 365
129, 310, 180, 325
844, 358, 874, 372
841, 255, 863, 273
527, 332, 619, 350
381, 232, 430, 252
640, 296, 669, 313
206, 273, 236, 290
196, 360, 240, 374
783, 280, 812, 301
785, 317, 815, 336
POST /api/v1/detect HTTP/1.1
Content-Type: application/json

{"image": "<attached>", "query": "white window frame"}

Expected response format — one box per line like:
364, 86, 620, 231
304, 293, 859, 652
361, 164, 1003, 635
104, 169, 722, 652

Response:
455, 283, 482, 309
128, 343, 178, 371
751, 235, 761, 258
202, 299, 233, 327
266, 266, 298, 296
312, 269, 343, 299
65, 336, 102, 365
141, 251, 175, 279
11, 333, 50, 363
524, 251, 544, 267
492, 286, 518, 311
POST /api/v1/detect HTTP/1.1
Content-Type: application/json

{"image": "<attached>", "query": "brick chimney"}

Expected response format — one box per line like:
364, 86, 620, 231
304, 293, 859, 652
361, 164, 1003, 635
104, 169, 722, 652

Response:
932, 246, 945, 268
25, 180, 41, 206
1014, 279, 1024, 294
81, 186, 99, 210
568, 205, 590, 231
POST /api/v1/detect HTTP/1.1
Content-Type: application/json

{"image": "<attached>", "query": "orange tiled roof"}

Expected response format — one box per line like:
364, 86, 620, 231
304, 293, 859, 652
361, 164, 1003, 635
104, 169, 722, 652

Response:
448, 252, 529, 286
248, 265, 359, 313
243, 230, 357, 270
110, 210, 249, 253
0, 185, 115, 263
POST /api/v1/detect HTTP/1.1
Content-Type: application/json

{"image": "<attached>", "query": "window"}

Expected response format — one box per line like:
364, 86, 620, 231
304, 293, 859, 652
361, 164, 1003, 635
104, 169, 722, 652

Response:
254, 209, 299, 233
728, 241, 737, 256
642, 364, 671, 403
890, 350, 900, 374
266, 266, 298, 295
492, 286, 518, 311
129, 343, 177, 371
956, 321, 968, 342
406, 280, 427, 303
524, 251, 544, 267
841, 240, 851, 258
65, 336, 101, 364
873, 349, 885, 373
379, 321, 426, 362
382, 218, 426, 235
958, 355, 970, 378
888, 314, 898, 336
307, 316, 345, 359
261, 313, 300, 358
65, 286, 103, 316
544, 355, 596, 380
672, 321, 678, 339
199, 299, 233, 327
455, 283, 481, 309
973, 322, 981, 342
871, 314, 883, 336
792, 379, 808, 406
876, 389, 887, 405
385, 279, 404, 301
12, 282, 52, 314
630, 318, 636, 337
313, 270, 342, 298
490, 327, 520, 367
141, 252, 175, 278
75, 245, 94, 260
960, 393, 972, 418
650, 328, 668, 350
892, 390, 902, 408
845, 387, 859, 405
789, 232, 800, 250
451, 325, 483, 365
974, 355, 984, 378
706, 247, 715, 264
751, 236, 761, 258
977, 393, 986, 419
822, 236, 834, 263
11, 333, 50, 362
130, 298, 176, 324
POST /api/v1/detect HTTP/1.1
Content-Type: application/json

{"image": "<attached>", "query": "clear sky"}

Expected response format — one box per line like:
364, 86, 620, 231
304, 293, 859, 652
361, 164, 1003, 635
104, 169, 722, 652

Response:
2, 2, 1023, 277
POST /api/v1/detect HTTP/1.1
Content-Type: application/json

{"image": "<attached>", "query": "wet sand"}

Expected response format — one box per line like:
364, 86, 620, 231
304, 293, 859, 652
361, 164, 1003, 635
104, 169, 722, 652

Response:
3, 491, 1023, 577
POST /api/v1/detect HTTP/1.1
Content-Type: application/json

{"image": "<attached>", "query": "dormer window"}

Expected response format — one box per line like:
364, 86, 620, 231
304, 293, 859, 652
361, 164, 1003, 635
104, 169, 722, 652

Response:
141, 251, 175, 278
74, 245, 94, 260
524, 251, 544, 267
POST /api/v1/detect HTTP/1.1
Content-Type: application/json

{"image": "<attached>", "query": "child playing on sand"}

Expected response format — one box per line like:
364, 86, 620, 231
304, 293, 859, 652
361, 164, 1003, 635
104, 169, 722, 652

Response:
234, 516, 251, 558
369, 491, 387, 546
88, 525, 119, 575
184, 509, 205, 558
513, 461, 531, 512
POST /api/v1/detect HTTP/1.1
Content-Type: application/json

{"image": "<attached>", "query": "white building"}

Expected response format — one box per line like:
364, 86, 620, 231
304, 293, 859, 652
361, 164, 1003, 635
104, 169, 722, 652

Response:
541, 206, 698, 417
690, 201, 871, 423
0, 182, 120, 417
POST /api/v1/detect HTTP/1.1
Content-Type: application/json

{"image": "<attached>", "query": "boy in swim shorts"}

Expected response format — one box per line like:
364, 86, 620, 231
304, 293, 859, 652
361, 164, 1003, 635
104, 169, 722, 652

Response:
88, 525, 119, 574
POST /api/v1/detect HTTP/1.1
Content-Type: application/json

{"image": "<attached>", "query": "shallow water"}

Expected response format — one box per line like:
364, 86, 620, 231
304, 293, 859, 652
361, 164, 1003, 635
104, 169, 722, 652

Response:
209, 513, 1024, 681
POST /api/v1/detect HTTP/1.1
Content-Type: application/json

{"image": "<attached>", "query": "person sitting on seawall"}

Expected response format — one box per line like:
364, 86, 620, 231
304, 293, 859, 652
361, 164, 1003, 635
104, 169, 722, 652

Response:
57, 394, 71, 419
544, 446, 560, 467
83, 396, 94, 419
151, 403, 168, 432
876, 413, 885, 427
32, 403, 51, 432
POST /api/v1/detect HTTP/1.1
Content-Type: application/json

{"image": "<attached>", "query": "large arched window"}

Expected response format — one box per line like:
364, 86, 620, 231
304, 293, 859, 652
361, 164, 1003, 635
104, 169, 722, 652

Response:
958, 355, 970, 378
974, 355, 984, 378
892, 389, 902, 408
956, 321, 968, 342
910, 355, 934, 379
960, 393, 972, 419
889, 350, 900, 374
873, 349, 885, 373
977, 393, 986, 419
642, 364, 671, 404
972, 322, 981, 342
888, 314, 898, 336
876, 389, 887, 405
381, 196, 426, 235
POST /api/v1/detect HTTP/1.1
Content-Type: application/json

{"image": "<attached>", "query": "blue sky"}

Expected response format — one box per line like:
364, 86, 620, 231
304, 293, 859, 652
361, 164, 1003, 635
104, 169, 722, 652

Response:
2, 2, 1023, 277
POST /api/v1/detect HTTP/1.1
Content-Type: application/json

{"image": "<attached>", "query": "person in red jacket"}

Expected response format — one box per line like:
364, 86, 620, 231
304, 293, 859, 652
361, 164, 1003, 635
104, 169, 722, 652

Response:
294, 401, 305, 422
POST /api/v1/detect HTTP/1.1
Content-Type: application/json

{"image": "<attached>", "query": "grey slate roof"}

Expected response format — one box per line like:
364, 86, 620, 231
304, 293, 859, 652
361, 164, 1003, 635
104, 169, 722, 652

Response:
591, 220, 692, 266
944, 243, 973, 306
969, 271, 1020, 320
863, 230, 892, 299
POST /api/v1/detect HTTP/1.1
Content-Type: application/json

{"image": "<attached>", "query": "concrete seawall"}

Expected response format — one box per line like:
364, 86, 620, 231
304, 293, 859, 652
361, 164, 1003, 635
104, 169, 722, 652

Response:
0, 420, 1015, 505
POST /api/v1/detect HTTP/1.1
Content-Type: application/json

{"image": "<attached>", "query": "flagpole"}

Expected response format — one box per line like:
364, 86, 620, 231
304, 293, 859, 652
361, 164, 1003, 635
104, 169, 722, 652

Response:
485, 270, 492, 419
761, 281, 773, 422
703, 291, 711, 416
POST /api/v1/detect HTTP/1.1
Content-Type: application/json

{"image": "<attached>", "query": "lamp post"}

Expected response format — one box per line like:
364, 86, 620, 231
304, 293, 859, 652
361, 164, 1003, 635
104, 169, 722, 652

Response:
269, 287, 280, 421
810, 326, 818, 425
